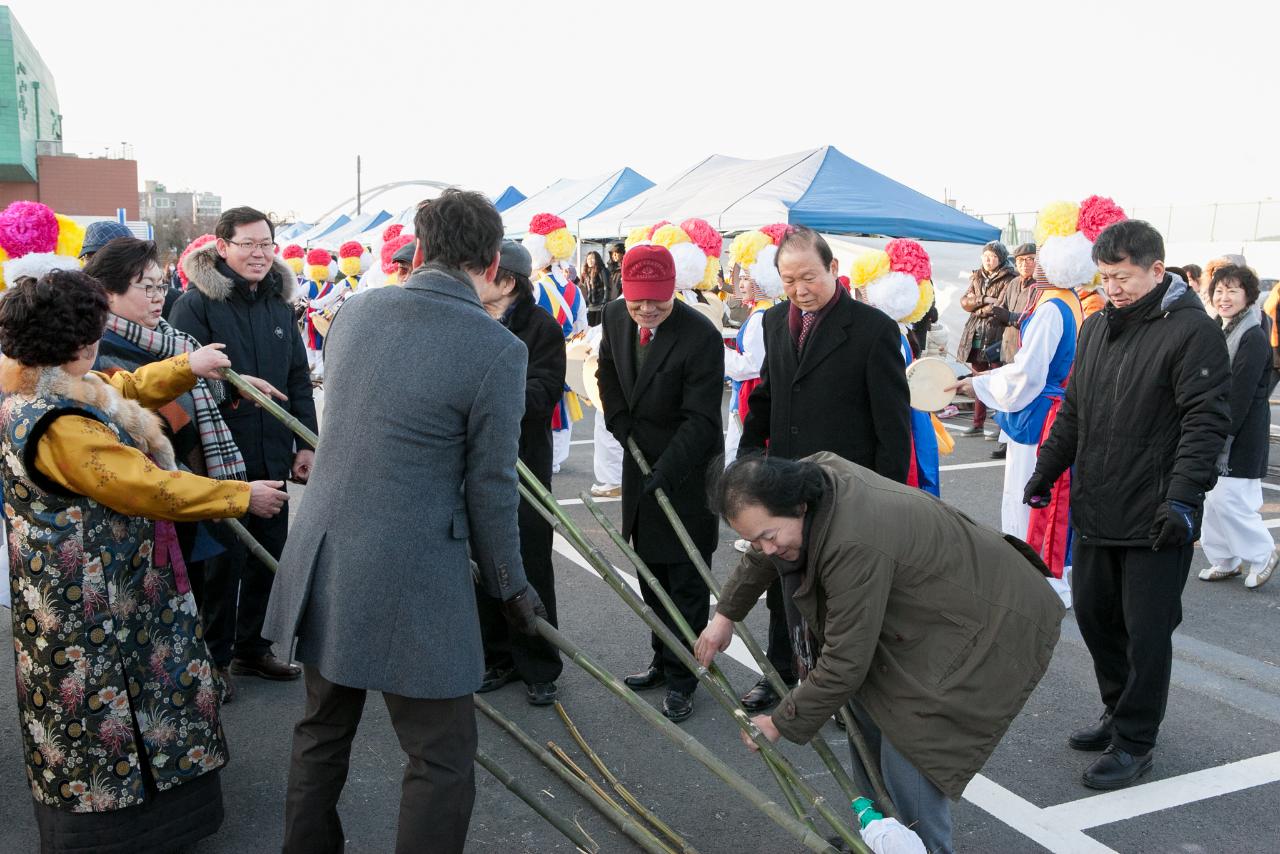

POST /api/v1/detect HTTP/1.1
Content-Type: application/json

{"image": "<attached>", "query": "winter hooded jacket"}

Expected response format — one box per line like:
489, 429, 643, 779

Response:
1033, 274, 1231, 546
716, 453, 1064, 800
169, 244, 318, 480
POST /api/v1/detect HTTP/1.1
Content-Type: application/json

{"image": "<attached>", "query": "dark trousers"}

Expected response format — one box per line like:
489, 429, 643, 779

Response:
966, 358, 1000, 427
764, 578, 797, 684
1072, 539, 1193, 755
476, 498, 563, 684
640, 558, 711, 695
200, 504, 287, 666
283, 667, 477, 854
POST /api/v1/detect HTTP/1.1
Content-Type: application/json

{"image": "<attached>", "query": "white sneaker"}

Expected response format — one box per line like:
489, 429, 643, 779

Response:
733, 538, 751, 553
1197, 563, 1241, 582
590, 482, 621, 497
1244, 549, 1278, 589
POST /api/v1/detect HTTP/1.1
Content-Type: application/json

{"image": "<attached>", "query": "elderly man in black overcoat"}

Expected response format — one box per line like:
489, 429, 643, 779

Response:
596, 243, 725, 722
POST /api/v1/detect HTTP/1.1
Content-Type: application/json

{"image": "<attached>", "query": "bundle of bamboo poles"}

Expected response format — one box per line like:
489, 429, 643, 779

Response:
234, 363, 883, 852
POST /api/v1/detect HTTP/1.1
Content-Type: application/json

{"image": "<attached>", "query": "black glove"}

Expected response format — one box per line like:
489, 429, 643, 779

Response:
1022, 472, 1054, 509
989, 305, 1013, 325
1150, 500, 1197, 551
500, 585, 547, 637
643, 470, 672, 497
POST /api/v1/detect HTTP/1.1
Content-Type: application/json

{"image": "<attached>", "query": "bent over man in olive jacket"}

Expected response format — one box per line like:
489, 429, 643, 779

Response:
697, 452, 1064, 854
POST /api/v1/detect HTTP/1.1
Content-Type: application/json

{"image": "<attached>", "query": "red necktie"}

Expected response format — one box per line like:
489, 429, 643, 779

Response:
797, 311, 816, 350
640, 327, 652, 346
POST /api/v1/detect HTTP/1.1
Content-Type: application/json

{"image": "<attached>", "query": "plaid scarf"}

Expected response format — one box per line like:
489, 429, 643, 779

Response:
104, 314, 247, 481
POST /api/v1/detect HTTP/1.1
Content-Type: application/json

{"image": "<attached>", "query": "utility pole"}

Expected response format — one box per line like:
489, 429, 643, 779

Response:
356, 155, 362, 216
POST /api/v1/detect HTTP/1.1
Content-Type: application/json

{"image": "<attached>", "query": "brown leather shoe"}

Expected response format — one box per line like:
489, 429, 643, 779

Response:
230, 653, 302, 681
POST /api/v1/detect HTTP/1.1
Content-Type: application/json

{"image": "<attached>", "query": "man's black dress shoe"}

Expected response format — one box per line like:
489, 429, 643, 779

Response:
526, 682, 558, 706
1068, 711, 1114, 751
991, 443, 1007, 460
662, 690, 694, 722
1082, 745, 1152, 790
230, 653, 302, 681
477, 666, 517, 694
623, 666, 667, 690
740, 677, 782, 712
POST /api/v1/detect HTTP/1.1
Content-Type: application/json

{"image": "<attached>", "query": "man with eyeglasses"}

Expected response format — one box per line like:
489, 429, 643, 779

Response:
170, 206, 318, 695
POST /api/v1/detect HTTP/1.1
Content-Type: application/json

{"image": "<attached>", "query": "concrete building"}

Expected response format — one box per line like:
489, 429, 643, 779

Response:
140, 181, 222, 225
0, 6, 139, 217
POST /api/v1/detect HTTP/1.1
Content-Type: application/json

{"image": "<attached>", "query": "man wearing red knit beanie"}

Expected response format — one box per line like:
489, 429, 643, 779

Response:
595, 244, 726, 722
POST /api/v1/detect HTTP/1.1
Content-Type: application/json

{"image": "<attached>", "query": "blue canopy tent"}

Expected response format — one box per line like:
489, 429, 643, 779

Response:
578, 146, 998, 245
502, 167, 655, 237
492, 185, 527, 212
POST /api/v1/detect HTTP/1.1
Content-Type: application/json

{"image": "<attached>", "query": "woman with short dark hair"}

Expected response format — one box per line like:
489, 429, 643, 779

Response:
86, 238, 283, 621
1198, 264, 1277, 589
0, 270, 290, 853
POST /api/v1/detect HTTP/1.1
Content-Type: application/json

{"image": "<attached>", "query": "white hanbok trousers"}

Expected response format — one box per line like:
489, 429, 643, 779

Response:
1202, 476, 1274, 569
592, 409, 623, 485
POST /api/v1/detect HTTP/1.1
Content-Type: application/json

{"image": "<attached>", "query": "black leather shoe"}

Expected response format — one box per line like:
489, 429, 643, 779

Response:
526, 682, 558, 706
991, 443, 1007, 460
740, 677, 781, 712
624, 667, 667, 690
1068, 711, 1114, 751
1082, 745, 1152, 790
229, 653, 301, 681
477, 666, 517, 693
662, 690, 694, 722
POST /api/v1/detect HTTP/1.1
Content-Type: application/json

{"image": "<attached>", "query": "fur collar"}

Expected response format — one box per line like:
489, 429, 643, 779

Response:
181, 242, 297, 303
0, 358, 176, 470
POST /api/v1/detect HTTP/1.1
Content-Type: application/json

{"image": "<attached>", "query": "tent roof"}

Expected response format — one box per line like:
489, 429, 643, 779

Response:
578, 146, 998, 244
492, 185, 527, 212
291, 213, 351, 245
277, 222, 313, 242
306, 210, 392, 246
501, 167, 655, 237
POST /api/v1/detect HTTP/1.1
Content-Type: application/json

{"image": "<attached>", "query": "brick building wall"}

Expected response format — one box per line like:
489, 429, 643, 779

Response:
34, 155, 138, 217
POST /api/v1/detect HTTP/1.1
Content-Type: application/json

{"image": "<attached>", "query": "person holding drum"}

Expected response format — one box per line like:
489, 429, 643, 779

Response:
473, 241, 566, 705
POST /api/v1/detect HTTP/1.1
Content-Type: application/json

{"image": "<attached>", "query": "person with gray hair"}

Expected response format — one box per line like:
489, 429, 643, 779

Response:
264, 190, 544, 853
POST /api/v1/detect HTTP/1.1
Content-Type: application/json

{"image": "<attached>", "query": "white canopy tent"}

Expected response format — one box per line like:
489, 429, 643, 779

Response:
500, 167, 655, 238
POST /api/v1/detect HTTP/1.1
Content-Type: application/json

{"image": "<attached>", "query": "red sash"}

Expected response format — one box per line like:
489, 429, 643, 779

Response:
1025, 397, 1070, 579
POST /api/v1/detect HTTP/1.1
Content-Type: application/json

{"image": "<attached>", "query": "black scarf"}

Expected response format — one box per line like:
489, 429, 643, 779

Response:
1104, 276, 1169, 340
773, 493, 824, 682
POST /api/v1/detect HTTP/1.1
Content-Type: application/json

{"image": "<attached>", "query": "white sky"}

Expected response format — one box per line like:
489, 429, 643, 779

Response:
15, 0, 1280, 222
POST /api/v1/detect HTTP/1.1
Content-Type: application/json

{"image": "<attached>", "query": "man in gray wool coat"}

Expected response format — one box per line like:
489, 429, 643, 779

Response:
264, 189, 546, 854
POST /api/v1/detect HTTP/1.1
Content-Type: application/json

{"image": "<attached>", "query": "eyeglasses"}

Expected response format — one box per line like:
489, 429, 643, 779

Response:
225, 239, 277, 253
130, 281, 171, 299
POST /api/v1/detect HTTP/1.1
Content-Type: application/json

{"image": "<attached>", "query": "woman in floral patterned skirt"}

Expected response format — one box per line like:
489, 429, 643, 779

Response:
0, 270, 289, 853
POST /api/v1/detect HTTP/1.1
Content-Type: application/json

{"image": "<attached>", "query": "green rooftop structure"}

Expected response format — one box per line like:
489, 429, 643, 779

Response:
0, 6, 59, 183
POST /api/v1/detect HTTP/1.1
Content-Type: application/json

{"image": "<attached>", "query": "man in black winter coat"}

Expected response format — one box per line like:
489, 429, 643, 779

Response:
1026, 220, 1230, 791
170, 207, 319, 694
597, 243, 724, 723
735, 226, 912, 712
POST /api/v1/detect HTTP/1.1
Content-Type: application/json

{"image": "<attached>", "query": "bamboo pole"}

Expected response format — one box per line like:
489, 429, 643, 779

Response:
579, 494, 817, 831
221, 368, 318, 448
474, 748, 599, 854
476, 695, 675, 854
555, 701, 700, 854
219, 517, 278, 574
623, 439, 894, 816
515, 465, 867, 853
547, 741, 630, 818
531, 621, 840, 854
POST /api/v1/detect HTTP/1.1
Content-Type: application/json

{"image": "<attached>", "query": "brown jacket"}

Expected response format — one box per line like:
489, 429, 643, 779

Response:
999, 274, 1036, 362
717, 453, 1064, 799
957, 266, 1017, 362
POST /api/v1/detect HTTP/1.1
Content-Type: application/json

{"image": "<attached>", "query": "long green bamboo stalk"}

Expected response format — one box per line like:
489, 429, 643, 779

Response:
515, 464, 867, 853
219, 517, 278, 574
547, 741, 631, 818
531, 620, 839, 854
475, 695, 675, 854
221, 368, 318, 448
623, 439, 894, 815
579, 493, 817, 832
474, 748, 599, 853
555, 701, 700, 854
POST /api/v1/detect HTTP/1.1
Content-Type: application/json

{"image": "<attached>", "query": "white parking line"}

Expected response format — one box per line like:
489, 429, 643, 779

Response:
940, 460, 1005, 472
